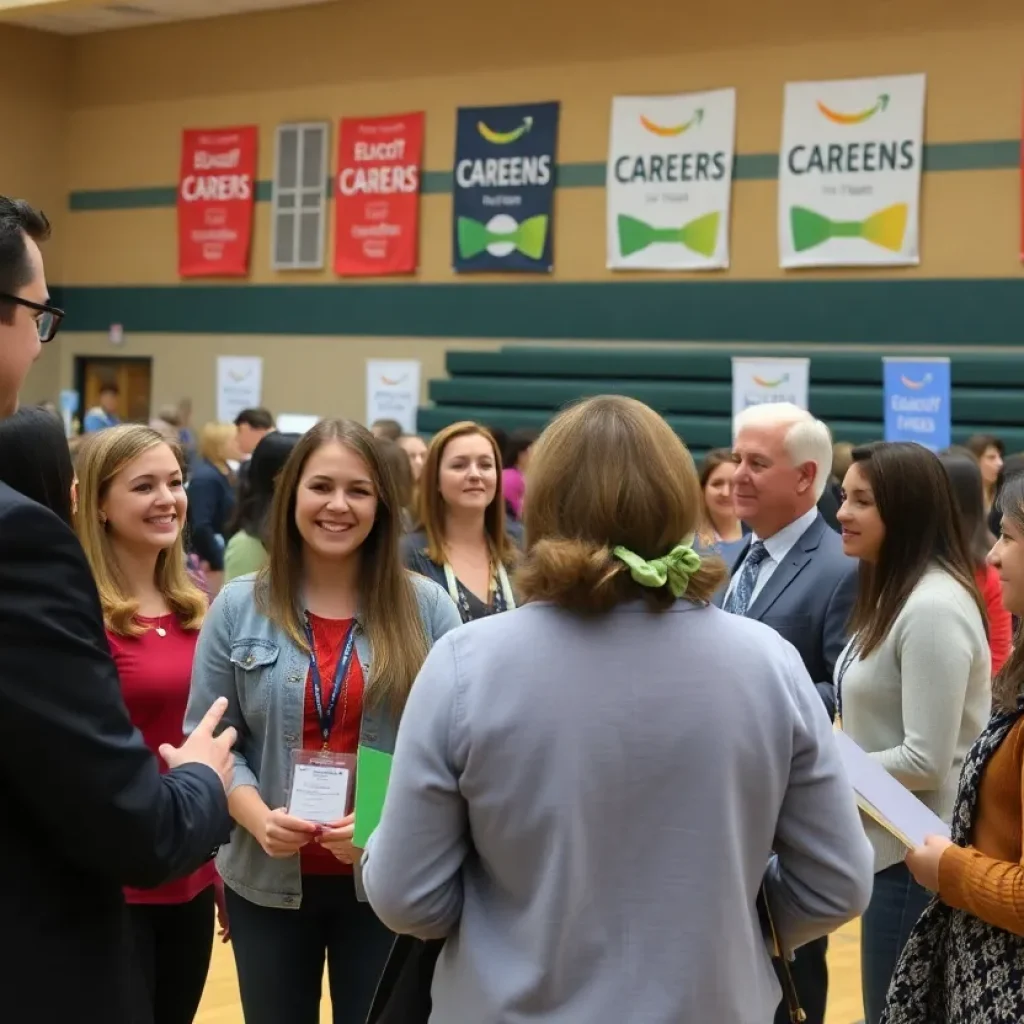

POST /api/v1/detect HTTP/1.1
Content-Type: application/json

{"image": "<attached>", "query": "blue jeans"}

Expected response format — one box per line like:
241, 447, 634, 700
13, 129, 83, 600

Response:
226, 875, 395, 1024
861, 863, 933, 1024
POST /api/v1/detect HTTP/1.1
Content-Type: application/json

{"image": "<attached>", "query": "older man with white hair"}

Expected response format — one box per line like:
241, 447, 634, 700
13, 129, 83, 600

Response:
719, 401, 858, 1024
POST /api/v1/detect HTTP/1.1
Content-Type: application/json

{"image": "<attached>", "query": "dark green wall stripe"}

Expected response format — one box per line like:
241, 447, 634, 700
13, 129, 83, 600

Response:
67, 138, 1020, 211
50, 278, 1024, 345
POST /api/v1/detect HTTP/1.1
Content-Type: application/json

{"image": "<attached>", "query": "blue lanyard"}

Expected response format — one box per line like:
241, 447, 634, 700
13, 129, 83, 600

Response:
303, 616, 357, 746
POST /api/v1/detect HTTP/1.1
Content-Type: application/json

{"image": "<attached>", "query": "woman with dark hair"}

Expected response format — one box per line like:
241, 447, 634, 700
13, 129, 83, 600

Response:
0, 405, 75, 525
966, 433, 1005, 517
364, 396, 873, 1023
223, 432, 300, 582
881, 471, 1024, 1024
941, 451, 1012, 675
836, 441, 991, 1024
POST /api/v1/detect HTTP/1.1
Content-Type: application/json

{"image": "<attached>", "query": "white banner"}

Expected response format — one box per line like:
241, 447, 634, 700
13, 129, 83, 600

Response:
732, 357, 810, 422
778, 73, 925, 268
216, 356, 263, 424
366, 359, 421, 434
607, 88, 735, 270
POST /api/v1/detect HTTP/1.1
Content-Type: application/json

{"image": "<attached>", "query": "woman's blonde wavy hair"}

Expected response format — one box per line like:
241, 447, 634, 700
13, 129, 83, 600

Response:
516, 396, 725, 613
75, 424, 206, 637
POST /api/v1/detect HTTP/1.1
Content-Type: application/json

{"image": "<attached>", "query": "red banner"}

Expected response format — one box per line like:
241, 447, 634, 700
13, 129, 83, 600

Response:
334, 112, 423, 276
178, 126, 257, 277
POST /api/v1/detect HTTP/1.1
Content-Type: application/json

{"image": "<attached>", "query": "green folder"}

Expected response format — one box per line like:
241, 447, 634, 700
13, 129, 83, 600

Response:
353, 745, 394, 848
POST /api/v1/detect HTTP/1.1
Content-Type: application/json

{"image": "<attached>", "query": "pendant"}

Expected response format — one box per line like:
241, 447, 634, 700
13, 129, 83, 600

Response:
155, 627, 167, 637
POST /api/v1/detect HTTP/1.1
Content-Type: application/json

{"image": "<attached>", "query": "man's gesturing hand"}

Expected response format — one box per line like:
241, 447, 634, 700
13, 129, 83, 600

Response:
160, 697, 237, 793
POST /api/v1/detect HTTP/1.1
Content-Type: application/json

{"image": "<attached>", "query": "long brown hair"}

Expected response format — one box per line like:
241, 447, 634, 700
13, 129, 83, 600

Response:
416, 421, 515, 566
516, 396, 725, 614
847, 441, 987, 658
993, 474, 1024, 711
76, 424, 206, 637
255, 419, 428, 714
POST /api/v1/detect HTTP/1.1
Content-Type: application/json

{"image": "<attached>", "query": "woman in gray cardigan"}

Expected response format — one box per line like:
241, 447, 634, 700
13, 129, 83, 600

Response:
362, 395, 873, 1024
836, 441, 991, 1024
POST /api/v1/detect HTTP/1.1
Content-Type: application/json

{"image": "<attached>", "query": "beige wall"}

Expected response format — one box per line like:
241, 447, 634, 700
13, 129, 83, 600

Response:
0, 23, 69, 403
15, 0, 1024, 413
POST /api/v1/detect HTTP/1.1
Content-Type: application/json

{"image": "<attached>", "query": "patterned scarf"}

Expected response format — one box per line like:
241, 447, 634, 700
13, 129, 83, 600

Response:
881, 697, 1024, 1024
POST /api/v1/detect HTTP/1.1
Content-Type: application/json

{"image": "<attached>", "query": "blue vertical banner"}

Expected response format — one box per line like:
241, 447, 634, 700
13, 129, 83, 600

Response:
883, 357, 951, 451
452, 101, 559, 272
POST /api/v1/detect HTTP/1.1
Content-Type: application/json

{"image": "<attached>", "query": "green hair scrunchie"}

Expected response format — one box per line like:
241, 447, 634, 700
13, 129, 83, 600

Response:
612, 536, 702, 598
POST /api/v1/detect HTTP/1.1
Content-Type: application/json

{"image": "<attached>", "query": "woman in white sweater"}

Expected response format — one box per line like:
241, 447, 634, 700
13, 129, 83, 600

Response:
836, 441, 991, 1024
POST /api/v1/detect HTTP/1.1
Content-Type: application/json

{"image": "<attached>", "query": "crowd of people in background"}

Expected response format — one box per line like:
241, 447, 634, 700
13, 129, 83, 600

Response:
7, 191, 1024, 1024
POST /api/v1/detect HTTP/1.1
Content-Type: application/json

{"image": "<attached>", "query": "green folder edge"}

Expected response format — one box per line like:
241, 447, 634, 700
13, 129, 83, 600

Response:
354, 745, 394, 848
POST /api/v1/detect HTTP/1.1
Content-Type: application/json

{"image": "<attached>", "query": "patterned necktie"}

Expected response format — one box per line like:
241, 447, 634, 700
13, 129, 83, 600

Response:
723, 541, 770, 617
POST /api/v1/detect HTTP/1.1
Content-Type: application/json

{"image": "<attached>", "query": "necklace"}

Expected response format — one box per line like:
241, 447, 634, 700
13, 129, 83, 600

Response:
152, 614, 171, 638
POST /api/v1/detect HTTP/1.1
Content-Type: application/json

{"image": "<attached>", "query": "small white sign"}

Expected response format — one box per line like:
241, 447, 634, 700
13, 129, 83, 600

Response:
216, 356, 263, 424
276, 413, 320, 435
366, 359, 421, 433
732, 357, 811, 423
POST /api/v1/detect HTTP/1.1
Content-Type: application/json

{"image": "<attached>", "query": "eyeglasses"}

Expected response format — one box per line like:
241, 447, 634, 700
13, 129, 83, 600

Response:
0, 293, 64, 343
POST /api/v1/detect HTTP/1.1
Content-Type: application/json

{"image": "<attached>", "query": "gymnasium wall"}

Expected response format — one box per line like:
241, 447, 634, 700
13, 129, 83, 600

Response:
3, 24, 70, 403
38, 0, 1024, 421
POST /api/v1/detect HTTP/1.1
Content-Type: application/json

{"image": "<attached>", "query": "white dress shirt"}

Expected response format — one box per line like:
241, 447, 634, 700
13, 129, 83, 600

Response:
724, 506, 820, 608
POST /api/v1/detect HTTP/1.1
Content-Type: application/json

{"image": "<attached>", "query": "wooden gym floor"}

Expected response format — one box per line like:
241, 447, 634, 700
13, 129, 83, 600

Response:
195, 919, 865, 1024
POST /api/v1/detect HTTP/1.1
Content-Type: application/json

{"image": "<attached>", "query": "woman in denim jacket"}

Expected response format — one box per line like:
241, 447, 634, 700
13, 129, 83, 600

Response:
185, 419, 460, 1024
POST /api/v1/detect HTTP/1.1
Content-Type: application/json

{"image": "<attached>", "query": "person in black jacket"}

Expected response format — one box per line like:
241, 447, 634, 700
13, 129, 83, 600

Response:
0, 195, 235, 1024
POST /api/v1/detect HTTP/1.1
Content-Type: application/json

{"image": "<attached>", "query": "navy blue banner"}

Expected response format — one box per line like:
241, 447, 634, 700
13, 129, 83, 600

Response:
452, 101, 559, 272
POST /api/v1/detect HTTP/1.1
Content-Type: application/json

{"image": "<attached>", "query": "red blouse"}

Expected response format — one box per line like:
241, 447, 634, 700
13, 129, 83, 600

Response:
106, 615, 217, 904
977, 564, 1013, 677
300, 614, 365, 876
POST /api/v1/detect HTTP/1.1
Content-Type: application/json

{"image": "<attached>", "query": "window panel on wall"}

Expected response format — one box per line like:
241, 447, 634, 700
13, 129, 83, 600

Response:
271, 121, 329, 270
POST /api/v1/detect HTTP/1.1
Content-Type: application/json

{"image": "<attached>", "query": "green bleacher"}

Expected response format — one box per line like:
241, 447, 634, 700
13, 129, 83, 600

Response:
419, 345, 1024, 461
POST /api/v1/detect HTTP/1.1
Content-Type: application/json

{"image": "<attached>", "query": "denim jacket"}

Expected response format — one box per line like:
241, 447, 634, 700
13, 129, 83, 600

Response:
185, 571, 461, 910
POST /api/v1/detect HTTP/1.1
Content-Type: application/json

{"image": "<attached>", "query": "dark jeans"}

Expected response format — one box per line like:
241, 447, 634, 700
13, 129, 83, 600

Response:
772, 936, 828, 1024
226, 875, 395, 1024
861, 863, 933, 1024
128, 886, 216, 1024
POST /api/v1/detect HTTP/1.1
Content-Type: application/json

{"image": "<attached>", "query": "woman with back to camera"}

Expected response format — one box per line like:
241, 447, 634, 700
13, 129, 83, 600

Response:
185, 419, 461, 1024
0, 405, 75, 524
75, 425, 222, 1024
223, 431, 300, 582
187, 421, 240, 595
402, 421, 520, 623
363, 395, 874, 1023
941, 450, 1012, 675
881, 471, 1024, 1024
836, 441, 991, 1024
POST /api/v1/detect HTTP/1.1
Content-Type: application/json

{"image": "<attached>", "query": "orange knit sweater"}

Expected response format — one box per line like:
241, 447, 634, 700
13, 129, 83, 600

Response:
939, 716, 1024, 936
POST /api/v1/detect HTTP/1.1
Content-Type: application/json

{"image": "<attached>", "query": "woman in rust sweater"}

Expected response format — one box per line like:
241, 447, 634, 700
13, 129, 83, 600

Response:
883, 471, 1024, 1023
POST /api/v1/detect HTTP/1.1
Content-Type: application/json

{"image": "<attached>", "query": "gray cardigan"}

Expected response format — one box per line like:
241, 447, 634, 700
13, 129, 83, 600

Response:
840, 567, 991, 872
362, 599, 874, 1023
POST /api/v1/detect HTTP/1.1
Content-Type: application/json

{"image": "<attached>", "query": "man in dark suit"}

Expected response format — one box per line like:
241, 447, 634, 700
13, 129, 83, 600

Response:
719, 402, 858, 1024
0, 196, 236, 1023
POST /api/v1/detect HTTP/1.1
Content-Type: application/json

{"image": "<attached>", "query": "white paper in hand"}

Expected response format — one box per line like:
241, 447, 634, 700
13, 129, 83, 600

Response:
834, 729, 951, 849
287, 763, 351, 825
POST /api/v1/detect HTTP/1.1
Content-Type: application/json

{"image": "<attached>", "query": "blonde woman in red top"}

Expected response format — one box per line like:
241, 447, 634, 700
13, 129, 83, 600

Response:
76, 424, 224, 1024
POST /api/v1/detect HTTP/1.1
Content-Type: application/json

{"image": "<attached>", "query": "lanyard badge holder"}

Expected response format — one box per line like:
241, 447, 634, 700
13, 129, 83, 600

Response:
286, 617, 357, 825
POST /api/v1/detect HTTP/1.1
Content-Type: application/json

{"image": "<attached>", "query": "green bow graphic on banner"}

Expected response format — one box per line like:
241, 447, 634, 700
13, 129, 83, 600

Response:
790, 203, 908, 253
617, 212, 721, 258
457, 215, 549, 260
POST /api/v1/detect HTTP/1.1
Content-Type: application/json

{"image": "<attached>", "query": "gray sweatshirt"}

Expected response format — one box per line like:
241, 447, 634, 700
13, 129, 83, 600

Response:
363, 599, 874, 1024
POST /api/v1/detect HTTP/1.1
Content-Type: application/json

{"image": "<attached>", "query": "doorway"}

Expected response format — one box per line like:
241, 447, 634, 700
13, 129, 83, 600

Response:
74, 357, 153, 426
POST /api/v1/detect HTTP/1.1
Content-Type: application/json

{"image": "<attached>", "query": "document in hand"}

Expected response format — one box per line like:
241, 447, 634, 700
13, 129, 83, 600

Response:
834, 729, 951, 849
353, 745, 394, 848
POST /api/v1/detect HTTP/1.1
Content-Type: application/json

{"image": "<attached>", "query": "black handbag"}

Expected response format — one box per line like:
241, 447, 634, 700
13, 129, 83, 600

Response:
365, 936, 443, 1024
